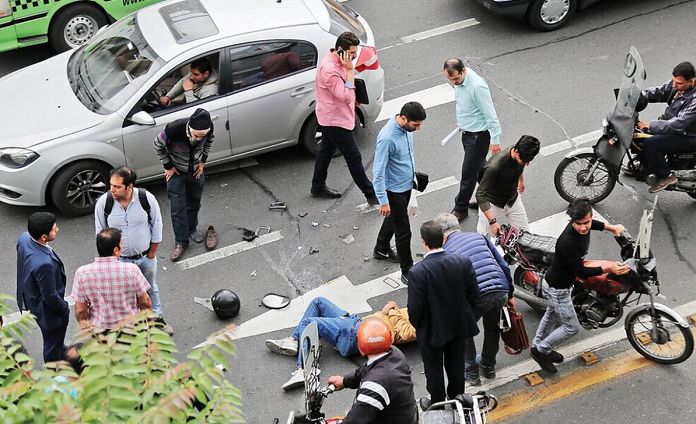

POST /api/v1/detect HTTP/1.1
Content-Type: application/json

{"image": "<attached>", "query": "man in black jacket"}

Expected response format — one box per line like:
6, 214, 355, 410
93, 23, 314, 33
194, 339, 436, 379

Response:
328, 317, 418, 424
407, 220, 480, 408
153, 108, 214, 261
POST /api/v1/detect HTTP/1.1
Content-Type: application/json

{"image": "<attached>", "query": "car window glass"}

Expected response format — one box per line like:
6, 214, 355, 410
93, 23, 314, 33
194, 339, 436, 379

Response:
227, 41, 316, 91
134, 53, 220, 117
159, 0, 218, 44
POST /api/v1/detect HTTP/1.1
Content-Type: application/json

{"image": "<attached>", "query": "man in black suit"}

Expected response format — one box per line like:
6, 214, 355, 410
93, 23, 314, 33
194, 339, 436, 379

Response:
407, 220, 480, 409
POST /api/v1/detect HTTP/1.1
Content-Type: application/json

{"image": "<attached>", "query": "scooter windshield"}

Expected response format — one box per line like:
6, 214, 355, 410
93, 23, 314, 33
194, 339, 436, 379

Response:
597, 46, 647, 169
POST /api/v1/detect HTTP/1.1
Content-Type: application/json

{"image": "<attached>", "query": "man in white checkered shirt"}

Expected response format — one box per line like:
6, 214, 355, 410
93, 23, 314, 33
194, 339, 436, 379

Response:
72, 228, 152, 331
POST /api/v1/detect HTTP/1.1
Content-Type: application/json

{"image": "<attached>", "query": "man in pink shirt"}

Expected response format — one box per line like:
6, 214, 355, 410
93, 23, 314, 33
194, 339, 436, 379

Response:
311, 31, 378, 205
73, 228, 152, 331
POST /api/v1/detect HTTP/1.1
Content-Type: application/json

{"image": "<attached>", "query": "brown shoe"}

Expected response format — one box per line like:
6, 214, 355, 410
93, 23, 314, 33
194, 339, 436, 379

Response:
648, 174, 677, 193
170, 243, 188, 262
205, 225, 218, 251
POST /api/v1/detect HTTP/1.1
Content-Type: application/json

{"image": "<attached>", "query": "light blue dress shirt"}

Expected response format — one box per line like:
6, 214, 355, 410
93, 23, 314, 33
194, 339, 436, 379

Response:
94, 189, 163, 257
373, 117, 415, 205
454, 68, 502, 145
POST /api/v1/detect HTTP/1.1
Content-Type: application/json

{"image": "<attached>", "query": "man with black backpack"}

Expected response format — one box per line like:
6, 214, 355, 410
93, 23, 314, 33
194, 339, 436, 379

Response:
94, 167, 173, 335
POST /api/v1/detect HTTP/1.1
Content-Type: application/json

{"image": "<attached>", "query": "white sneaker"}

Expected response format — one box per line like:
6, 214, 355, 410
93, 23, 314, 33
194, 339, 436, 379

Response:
265, 337, 298, 356
282, 367, 320, 391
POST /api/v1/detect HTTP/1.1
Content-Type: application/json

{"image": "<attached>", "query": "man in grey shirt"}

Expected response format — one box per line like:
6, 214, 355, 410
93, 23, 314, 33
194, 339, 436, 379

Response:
159, 57, 219, 107
94, 166, 173, 335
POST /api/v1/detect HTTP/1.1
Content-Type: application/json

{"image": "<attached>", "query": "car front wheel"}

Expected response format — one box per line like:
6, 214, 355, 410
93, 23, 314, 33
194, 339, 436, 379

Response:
527, 0, 577, 31
50, 161, 111, 216
49, 4, 108, 52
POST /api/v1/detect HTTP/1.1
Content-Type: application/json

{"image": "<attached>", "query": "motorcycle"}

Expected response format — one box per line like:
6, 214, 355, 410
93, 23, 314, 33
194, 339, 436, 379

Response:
281, 322, 499, 424
497, 205, 694, 364
554, 46, 696, 204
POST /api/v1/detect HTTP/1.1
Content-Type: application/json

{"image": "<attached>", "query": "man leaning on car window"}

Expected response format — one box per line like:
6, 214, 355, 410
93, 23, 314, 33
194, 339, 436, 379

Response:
160, 57, 219, 107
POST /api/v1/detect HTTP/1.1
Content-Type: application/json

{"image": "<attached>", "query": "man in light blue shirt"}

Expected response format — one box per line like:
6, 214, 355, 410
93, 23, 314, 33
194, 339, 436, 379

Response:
444, 58, 502, 222
372, 102, 427, 284
94, 167, 173, 335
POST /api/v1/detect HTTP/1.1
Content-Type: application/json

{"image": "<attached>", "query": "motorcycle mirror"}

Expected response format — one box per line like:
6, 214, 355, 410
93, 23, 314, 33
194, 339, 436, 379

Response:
262, 293, 290, 309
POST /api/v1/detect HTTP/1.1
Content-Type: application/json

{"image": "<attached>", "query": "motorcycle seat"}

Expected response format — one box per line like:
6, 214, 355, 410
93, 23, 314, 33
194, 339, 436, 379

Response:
517, 232, 556, 266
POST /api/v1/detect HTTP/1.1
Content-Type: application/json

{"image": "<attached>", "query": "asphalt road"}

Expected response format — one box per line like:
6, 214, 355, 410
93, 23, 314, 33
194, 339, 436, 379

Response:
1, 0, 696, 422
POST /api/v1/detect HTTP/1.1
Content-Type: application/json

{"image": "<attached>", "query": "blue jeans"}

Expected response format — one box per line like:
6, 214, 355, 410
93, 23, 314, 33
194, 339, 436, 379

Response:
166, 172, 205, 244
533, 282, 581, 355
291, 297, 360, 368
465, 291, 508, 380
121, 256, 162, 316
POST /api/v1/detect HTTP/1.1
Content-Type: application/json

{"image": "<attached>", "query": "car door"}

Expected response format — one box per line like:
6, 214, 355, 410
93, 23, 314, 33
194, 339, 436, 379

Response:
224, 40, 317, 155
121, 52, 232, 179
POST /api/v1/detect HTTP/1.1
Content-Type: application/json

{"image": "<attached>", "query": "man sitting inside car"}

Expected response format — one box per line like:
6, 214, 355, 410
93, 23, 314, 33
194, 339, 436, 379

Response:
159, 57, 219, 106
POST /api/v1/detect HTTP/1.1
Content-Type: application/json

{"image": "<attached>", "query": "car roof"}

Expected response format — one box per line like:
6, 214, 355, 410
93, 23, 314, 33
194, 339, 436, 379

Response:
138, 0, 330, 61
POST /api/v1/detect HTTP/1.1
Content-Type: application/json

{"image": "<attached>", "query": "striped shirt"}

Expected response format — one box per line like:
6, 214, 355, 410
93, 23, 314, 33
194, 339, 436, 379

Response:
71, 257, 150, 329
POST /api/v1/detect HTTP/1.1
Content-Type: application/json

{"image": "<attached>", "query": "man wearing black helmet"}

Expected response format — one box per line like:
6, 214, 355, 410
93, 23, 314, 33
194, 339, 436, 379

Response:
154, 108, 214, 261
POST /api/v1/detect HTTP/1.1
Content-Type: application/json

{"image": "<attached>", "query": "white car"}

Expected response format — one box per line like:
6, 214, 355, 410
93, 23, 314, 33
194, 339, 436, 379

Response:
0, 0, 384, 215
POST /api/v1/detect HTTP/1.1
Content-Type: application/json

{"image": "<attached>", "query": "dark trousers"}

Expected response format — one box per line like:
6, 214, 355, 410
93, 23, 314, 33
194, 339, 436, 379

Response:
454, 131, 490, 213
375, 190, 413, 274
311, 126, 375, 197
167, 171, 205, 244
465, 291, 508, 380
419, 338, 466, 403
40, 314, 68, 363
643, 133, 696, 178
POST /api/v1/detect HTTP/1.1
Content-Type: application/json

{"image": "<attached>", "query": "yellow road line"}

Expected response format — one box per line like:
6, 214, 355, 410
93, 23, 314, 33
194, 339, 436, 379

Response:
488, 350, 652, 422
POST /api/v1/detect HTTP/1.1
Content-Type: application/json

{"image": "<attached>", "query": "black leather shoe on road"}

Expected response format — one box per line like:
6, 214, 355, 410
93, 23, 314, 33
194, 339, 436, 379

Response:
311, 186, 342, 199
468, 201, 478, 209
549, 350, 565, 364
373, 247, 399, 263
451, 209, 468, 222
531, 347, 558, 375
400, 274, 409, 286
419, 397, 432, 412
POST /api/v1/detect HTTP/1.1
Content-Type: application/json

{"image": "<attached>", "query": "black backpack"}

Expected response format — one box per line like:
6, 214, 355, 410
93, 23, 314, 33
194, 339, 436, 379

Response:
104, 188, 152, 226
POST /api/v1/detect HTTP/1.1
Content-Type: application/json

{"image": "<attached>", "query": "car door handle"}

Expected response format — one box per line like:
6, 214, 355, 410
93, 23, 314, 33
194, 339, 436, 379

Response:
211, 114, 220, 121
290, 88, 313, 97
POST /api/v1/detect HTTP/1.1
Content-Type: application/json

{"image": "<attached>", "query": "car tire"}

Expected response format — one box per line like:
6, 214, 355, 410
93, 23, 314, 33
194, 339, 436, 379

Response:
50, 161, 111, 216
49, 4, 108, 52
301, 114, 322, 156
527, 0, 577, 31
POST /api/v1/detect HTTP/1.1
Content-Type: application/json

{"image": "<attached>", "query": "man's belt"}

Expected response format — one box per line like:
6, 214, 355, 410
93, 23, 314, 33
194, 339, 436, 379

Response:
121, 250, 150, 260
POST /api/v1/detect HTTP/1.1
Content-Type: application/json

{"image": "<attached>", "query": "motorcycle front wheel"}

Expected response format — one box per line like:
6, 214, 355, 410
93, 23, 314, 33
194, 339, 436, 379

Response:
554, 153, 617, 204
625, 309, 694, 364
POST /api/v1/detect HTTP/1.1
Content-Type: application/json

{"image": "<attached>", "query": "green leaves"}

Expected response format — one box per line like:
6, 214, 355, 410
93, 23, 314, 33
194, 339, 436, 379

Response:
0, 298, 243, 423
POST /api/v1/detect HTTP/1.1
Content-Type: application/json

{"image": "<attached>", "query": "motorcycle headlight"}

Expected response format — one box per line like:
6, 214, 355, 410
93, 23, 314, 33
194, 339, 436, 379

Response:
0, 148, 40, 169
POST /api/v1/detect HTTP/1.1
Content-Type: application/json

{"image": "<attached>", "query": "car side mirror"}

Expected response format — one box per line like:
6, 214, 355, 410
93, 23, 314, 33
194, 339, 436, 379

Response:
129, 111, 156, 126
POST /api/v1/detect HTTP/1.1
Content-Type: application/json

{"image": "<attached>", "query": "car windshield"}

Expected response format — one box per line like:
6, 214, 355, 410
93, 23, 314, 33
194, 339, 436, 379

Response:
68, 15, 164, 115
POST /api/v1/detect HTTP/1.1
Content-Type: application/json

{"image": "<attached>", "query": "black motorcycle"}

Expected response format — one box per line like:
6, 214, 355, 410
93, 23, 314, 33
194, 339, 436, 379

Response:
554, 46, 696, 204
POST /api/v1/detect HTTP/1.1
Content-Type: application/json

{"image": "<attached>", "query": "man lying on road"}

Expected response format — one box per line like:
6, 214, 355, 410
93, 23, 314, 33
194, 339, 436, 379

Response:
265, 297, 416, 390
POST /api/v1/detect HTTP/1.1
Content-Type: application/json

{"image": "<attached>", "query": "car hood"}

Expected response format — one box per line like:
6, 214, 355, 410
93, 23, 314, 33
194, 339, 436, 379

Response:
0, 51, 105, 149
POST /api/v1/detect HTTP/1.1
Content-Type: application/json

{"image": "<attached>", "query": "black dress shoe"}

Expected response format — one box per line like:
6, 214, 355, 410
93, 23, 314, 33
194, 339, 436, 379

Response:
400, 274, 409, 286
419, 397, 432, 411
311, 186, 342, 199
373, 247, 399, 263
531, 347, 558, 375
549, 350, 564, 364
468, 201, 478, 209
451, 210, 468, 222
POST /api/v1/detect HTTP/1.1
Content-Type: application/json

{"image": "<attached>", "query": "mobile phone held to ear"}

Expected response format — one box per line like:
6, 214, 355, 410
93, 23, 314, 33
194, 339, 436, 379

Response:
336, 47, 345, 60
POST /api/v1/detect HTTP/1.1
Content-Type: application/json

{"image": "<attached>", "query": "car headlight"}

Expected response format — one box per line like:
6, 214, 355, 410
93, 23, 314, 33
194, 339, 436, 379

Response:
0, 148, 40, 169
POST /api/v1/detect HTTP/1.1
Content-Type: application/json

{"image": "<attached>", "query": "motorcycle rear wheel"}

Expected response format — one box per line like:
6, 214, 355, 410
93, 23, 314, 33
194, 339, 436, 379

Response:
554, 153, 617, 204
625, 309, 694, 364
513, 267, 547, 313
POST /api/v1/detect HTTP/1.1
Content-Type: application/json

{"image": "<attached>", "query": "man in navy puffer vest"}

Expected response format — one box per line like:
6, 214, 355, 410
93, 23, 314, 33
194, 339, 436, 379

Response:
435, 213, 514, 385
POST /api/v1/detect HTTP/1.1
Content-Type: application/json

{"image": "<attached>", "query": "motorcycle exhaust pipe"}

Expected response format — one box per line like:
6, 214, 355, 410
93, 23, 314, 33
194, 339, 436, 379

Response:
514, 289, 547, 311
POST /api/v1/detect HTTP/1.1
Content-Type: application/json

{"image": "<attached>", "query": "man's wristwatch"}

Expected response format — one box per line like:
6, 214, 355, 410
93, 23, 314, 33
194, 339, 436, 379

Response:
488, 217, 497, 225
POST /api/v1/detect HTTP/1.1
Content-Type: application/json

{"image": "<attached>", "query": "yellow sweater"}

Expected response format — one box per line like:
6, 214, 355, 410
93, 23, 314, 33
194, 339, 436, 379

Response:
369, 306, 416, 345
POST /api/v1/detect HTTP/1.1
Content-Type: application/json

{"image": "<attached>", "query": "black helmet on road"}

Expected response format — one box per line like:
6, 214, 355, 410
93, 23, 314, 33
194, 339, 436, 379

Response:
211, 289, 241, 320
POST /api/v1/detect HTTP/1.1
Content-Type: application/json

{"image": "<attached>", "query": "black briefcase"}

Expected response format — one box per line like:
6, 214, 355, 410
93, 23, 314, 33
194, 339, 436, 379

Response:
354, 78, 369, 104
413, 171, 429, 192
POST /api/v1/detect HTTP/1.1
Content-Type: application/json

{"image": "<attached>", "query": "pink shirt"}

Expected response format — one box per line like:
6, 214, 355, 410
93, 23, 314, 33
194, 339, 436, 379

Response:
315, 51, 356, 130
72, 257, 150, 329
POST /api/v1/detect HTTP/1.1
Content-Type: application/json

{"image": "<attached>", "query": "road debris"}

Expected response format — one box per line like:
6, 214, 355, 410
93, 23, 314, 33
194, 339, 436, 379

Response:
269, 201, 287, 211
309, 247, 319, 254
250, 269, 257, 277
298, 212, 309, 218
340, 234, 355, 244
311, 222, 319, 227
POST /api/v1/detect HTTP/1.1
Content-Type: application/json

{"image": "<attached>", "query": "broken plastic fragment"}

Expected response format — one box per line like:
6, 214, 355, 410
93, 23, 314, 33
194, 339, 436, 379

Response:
250, 269, 257, 277
309, 247, 319, 254
311, 222, 319, 227
298, 212, 309, 218
340, 234, 355, 244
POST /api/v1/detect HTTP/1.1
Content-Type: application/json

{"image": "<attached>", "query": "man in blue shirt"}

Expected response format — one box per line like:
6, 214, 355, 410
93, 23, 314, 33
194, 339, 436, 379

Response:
94, 167, 173, 335
372, 102, 427, 284
444, 58, 502, 221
